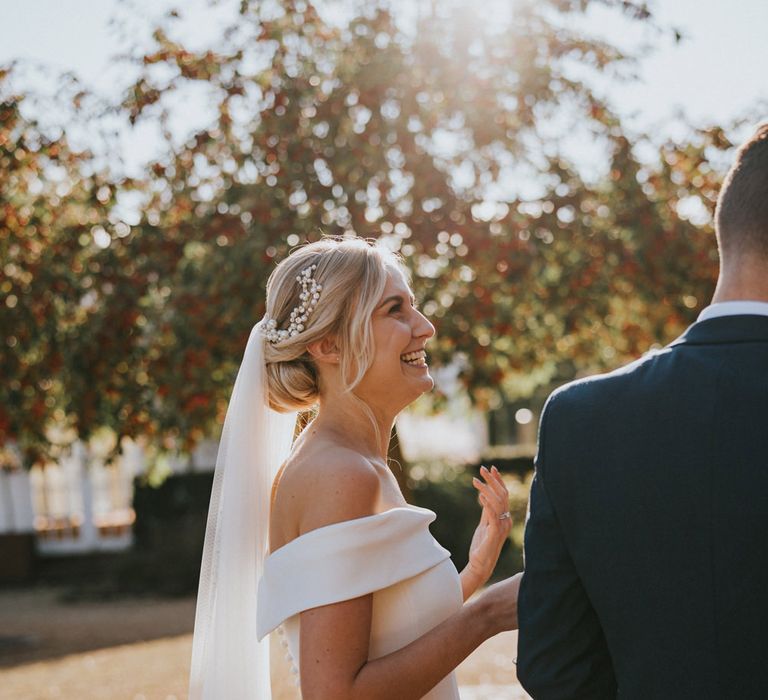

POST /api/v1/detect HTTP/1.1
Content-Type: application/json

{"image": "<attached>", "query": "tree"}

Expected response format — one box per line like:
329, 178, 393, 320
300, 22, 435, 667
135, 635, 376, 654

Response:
116, 0, 730, 436
1, 0, 743, 463
0, 68, 122, 465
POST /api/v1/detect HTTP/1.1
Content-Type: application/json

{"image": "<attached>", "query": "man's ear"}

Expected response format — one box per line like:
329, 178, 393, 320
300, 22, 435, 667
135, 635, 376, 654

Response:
307, 336, 340, 365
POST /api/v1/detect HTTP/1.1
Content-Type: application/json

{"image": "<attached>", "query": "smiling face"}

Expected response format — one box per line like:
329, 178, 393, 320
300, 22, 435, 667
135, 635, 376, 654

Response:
352, 264, 436, 414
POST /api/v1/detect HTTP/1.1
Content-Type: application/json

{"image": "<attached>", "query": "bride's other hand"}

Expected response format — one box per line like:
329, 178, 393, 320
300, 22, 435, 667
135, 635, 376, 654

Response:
476, 571, 523, 633
460, 466, 513, 600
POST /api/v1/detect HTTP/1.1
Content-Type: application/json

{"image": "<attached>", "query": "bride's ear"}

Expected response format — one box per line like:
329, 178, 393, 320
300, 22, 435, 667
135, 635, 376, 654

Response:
307, 336, 340, 365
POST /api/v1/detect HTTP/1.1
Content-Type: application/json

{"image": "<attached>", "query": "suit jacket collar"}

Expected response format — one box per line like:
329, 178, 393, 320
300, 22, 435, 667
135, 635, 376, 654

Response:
671, 314, 768, 347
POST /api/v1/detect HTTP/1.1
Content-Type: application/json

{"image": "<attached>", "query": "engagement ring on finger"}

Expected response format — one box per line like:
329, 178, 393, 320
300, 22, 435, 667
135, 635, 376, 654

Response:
498, 512, 511, 520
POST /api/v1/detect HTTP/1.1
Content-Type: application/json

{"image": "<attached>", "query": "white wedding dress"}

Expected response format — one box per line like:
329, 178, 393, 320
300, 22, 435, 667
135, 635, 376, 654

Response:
257, 505, 463, 699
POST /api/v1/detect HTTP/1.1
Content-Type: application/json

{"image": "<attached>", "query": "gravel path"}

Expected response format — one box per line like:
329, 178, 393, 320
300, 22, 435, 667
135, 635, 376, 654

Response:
0, 587, 529, 699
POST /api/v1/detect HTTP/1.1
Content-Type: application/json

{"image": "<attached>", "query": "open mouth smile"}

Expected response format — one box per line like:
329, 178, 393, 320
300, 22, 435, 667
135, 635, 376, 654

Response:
400, 350, 428, 368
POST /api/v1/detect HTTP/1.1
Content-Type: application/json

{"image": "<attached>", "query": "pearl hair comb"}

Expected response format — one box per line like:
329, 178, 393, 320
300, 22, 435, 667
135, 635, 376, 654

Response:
261, 264, 322, 343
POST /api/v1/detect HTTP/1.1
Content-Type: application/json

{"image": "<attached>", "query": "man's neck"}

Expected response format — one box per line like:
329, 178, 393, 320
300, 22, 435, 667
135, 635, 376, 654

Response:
710, 258, 768, 304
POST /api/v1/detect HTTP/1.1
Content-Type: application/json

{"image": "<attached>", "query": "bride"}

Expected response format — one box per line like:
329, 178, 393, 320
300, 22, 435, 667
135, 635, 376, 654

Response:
189, 237, 522, 699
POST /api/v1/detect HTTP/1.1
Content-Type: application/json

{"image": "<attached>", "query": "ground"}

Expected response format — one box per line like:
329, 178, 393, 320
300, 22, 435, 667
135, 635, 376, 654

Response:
0, 586, 530, 699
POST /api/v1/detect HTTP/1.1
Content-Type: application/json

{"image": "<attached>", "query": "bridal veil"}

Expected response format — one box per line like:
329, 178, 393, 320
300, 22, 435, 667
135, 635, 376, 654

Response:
189, 321, 297, 699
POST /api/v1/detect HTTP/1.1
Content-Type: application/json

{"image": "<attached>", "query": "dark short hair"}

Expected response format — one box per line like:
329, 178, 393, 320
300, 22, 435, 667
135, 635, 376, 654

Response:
715, 123, 768, 259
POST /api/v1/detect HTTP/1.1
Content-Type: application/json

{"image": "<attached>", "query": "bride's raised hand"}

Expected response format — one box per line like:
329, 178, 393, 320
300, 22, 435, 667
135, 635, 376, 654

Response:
460, 465, 513, 599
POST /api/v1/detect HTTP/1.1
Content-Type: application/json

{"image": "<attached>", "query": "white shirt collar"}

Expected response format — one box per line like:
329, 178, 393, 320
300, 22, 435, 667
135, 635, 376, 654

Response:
697, 301, 768, 322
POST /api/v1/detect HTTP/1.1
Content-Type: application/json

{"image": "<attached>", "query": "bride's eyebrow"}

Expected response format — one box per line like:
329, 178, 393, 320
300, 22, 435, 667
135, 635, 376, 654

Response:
377, 293, 414, 309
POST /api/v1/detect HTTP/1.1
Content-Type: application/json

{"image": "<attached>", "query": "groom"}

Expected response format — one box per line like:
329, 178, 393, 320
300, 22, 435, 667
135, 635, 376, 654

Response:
517, 124, 768, 699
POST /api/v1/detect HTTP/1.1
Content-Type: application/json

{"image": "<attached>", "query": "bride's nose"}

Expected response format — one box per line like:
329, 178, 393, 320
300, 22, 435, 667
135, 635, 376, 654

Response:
413, 308, 436, 340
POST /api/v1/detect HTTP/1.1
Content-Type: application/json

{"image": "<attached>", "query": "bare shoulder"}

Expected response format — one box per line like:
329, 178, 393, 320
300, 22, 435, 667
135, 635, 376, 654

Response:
273, 444, 382, 540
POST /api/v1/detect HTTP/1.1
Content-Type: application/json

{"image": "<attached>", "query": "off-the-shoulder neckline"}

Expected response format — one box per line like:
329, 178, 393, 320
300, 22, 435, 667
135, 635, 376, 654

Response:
266, 504, 436, 560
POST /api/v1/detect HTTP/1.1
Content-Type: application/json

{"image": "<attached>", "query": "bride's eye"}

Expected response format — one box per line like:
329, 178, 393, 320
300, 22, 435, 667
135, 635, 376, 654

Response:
389, 302, 403, 314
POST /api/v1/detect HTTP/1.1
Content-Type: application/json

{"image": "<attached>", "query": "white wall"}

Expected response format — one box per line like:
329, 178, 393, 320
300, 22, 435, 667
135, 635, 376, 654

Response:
0, 470, 35, 533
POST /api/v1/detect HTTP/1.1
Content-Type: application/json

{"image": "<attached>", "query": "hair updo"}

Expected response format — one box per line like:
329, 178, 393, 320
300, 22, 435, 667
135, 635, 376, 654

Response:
263, 238, 407, 413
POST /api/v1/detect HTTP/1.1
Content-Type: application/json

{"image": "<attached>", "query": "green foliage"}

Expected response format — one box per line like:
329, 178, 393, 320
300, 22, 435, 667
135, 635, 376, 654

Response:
115, 0, 728, 441
411, 467, 532, 581
0, 71, 120, 464
0, 0, 749, 461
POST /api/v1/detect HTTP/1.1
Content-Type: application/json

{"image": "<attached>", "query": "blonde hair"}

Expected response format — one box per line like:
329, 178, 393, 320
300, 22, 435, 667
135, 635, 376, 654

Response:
263, 237, 407, 414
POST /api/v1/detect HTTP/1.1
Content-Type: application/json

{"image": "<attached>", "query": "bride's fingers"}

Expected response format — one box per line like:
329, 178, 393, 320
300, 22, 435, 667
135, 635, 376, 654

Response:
479, 494, 509, 533
476, 473, 512, 532
490, 466, 509, 494
478, 493, 492, 525
486, 466, 509, 498
479, 471, 507, 511
481, 465, 505, 493
484, 467, 510, 510
476, 488, 487, 508
480, 492, 503, 523
474, 476, 502, 512
479, 467, 503, 496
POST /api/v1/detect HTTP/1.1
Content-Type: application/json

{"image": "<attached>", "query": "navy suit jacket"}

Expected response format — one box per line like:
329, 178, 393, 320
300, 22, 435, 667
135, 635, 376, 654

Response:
517, 315, 768, 699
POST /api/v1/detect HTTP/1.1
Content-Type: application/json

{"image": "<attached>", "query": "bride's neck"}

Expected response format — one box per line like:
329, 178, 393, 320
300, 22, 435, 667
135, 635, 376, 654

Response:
311, 398, 394, 460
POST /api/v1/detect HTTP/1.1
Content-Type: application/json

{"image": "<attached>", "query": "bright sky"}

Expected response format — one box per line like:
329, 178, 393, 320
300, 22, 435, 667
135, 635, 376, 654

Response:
577, 0, 767, 134
2, 0, 766, 176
